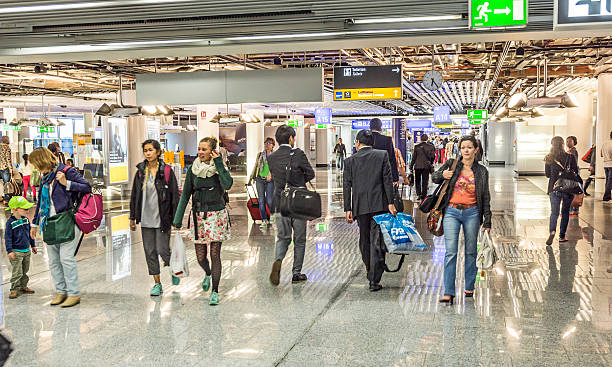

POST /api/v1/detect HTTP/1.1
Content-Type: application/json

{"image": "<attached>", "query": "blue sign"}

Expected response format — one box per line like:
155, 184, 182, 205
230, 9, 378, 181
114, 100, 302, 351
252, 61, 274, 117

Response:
315, 241, 334, 258
405, 119, 432, 129
352, 119, 392, 130
314, 108, 332, 125
433, 106, 451, 123
335, 91, 343, 99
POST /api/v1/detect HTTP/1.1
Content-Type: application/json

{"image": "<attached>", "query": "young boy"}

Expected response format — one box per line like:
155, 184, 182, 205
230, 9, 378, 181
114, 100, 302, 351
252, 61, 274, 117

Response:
5, 196, 36, 299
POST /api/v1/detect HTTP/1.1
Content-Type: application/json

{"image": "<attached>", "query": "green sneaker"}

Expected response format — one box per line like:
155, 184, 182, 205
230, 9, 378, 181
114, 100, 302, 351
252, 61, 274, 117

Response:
172, 275, 180, 285
202, 275, 211, 292
150, 283, 163, 296
209, 291, 219, 305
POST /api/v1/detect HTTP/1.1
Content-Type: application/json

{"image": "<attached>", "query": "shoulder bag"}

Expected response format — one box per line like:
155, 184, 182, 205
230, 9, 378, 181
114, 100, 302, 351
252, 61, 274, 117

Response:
279, 152, 321, 221
426, 159, 459, 237
552, 157, 583, 195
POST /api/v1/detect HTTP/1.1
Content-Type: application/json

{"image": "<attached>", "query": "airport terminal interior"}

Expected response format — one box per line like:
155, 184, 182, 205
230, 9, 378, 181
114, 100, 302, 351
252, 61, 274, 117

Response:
0, 1, 611, 366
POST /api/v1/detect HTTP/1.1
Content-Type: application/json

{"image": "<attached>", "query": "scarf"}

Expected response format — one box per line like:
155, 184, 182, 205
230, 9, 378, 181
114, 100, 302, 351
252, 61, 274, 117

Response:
191, 158, 218, 178
39, 166, 58, 232
257, 150, 270, 171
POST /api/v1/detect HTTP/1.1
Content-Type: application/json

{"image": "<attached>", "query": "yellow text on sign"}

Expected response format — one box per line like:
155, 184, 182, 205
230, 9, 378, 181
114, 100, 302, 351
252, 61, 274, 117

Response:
333, 87, 402, 100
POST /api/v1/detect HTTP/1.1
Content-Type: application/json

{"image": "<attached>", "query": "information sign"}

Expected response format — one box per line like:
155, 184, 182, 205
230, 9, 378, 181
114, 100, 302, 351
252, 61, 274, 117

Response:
1, 124, 20, 131
314, 108, 332, 125
555, 0, 612, 29
334, 65, 402, 101
433, 106, 451, 123
467, 109, 488, 120
470, 0, 528, 28
351, 119, 392, 130
315, 124, 328, 129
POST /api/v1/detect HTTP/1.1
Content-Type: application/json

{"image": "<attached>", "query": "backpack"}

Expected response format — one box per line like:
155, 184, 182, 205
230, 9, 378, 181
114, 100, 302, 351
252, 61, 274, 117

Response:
62, 167, 103, 234
138, 164, 172, 185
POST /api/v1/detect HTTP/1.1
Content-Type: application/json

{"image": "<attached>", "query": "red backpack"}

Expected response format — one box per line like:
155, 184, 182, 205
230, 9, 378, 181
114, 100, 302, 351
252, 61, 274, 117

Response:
62, 166, 103, 234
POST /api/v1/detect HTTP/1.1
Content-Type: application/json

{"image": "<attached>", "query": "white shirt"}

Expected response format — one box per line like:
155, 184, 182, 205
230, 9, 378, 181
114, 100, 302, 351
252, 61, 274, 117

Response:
603, 140, 612, 168
19, 162, 32, 176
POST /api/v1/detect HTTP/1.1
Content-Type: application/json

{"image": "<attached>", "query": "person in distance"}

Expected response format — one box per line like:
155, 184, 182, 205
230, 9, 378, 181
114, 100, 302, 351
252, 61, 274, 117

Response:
369, 118, 399, 185
410, 134, 436, 201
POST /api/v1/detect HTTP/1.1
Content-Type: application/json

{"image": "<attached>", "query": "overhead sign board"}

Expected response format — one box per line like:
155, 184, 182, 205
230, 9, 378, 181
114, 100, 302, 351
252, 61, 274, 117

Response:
39, 126, 55, 133
433, 106, 451, 123
470, 0, 528, 28
351, 119, 393, 130
554, 0, 612, 29
1, 124, 20, 131
334, 65, 402, 101
314, 108, 332, 125
405, 119, 432, 129
286, 120, 303, 128
467, 109, 488, 120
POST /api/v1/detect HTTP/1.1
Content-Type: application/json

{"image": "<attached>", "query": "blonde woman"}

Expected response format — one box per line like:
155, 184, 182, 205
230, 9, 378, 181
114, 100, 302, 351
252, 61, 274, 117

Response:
29, 147, 91, 308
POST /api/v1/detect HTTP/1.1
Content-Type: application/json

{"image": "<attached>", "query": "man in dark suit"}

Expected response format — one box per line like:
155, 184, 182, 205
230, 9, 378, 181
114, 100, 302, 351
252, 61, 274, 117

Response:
268, 125, 315, 286
410, 134, 436, 201
344, 130, 397, 291
369, 118, 399, 184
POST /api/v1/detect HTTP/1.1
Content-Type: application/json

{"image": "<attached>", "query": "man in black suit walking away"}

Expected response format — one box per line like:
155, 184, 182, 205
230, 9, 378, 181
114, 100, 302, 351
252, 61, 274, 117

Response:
343, 130, 397, 291
268, 125, 315, 286
410, 134, 436, 201
370, 118, 399, 185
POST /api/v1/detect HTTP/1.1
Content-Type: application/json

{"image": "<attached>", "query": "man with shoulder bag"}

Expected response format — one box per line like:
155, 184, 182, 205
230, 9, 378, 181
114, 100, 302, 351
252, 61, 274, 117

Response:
268, 125, 316, 286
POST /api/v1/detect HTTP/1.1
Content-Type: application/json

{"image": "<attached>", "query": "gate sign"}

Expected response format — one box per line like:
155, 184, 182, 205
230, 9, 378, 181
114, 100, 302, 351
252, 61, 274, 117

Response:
334, 65, 402, 101
351, 119, 392, 130
470, 0, 528, 28
433, 106, 451, 123
555, 0, 612, 29
314, 108, 332, 125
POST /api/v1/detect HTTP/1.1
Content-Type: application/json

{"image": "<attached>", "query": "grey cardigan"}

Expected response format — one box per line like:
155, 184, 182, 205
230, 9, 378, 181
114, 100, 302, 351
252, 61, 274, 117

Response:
432, 158, 492, 228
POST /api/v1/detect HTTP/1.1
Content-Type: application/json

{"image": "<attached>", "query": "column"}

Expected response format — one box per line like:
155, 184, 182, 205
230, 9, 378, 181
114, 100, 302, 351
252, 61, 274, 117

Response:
246, 109, 264, 179
2, 108, 18, 162
595, 74, 612, 196
196, 105, 219, 142
126, 115, 147, 190
290, 115, 305, 151
315, 127, 328, 167
565, 92, 594, 170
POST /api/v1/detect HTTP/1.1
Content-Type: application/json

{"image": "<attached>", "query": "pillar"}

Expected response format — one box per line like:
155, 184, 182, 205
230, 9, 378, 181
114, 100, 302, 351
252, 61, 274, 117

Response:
196, 105, 219, 142
595, 74, 612, 196
126, 115, 147, 190
246, 109, 264, 179
2, 108, 18, 162
315, 127, 328, 167
565, 92, 594, 171
290, 115, 305, 151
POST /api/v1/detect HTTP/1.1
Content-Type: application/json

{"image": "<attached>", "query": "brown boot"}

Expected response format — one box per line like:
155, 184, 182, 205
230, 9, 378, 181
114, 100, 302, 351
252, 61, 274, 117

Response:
50, 294, 67, 306
9, 291, 19, 299
60, 296, 81, 308
22, 288, 35, 294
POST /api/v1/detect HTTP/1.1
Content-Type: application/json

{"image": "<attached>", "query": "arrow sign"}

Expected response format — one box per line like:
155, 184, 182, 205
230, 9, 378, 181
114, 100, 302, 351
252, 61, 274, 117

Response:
494, 6, 511, 15
470, 0, 527, 29
392, 67, 400, 73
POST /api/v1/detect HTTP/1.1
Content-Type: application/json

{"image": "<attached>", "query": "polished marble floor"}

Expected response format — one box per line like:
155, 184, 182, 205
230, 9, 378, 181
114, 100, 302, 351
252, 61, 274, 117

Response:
0, 167, 611, 366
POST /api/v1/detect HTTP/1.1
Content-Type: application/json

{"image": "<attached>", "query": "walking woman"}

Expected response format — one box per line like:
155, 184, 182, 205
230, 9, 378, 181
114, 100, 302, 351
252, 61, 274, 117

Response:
432, 135, 492, 304
28, 147, 91, 308
173, 137, 233, 306
129, 139, 180, 296
19, 154, 37, 201
0, 136, 13, 204
249, 137, 275, 227
545, 136, 579, 246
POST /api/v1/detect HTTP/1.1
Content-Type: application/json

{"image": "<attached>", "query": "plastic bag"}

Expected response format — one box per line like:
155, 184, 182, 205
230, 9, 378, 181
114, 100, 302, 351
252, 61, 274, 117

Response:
373, 213, 426, 254
476, 230, 496, 274
170, 233, 189, 278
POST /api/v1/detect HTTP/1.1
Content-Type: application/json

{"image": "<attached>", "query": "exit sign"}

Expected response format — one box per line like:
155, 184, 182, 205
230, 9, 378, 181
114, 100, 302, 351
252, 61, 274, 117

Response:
0, 124, 20, 131
470, 119, 485, 125
315, 124, 327, 129
316, 223, 328, 231
286, 120, 303, 128
470, 0, 528, 29
467, 109, 488, 120
39, 126, 55, 133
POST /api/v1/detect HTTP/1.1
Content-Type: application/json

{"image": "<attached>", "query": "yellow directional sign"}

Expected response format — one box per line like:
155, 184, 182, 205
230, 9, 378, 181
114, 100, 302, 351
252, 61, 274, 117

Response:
333, 87, 402, 101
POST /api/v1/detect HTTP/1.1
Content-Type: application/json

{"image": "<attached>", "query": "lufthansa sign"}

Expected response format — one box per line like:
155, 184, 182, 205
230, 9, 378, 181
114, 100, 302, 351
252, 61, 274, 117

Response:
555, 0, 612, 29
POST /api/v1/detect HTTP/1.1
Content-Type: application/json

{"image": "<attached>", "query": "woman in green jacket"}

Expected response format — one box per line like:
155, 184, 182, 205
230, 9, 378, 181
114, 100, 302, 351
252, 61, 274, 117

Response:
173, 137, 233, 305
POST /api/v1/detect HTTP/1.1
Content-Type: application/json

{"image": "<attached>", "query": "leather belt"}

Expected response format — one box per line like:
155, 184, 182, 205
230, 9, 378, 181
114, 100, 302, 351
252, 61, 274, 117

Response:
448, 203, 478, 210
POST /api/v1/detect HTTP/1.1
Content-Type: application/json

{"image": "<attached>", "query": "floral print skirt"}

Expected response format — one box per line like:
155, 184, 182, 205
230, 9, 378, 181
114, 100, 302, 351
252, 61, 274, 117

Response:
191, 208, 231, 244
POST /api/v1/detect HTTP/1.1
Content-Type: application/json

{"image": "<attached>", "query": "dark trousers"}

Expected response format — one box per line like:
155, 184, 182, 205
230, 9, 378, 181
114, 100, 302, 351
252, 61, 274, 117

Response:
356, 212, 385, 284
414, 168, 430, 199
549, 191, 574, 238
1, 168, 10, 202
604, 167, 612, 201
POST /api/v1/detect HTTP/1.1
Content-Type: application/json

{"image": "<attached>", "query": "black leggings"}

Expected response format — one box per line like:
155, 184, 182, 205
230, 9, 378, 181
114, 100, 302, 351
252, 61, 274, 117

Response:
195, 242, 222, 292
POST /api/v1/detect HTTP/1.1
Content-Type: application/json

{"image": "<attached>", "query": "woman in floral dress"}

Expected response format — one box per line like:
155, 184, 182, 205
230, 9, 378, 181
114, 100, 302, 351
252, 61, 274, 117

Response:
173, 137, 233, 305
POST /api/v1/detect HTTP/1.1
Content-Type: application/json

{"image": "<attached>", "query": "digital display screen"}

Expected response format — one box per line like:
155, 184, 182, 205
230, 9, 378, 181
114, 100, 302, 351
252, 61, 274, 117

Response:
334, 65, 402, 101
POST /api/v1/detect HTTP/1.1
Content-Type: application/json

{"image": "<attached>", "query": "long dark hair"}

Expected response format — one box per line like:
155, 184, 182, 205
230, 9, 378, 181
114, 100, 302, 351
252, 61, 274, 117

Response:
545, 136, 565, 164
22, 153, 28, 166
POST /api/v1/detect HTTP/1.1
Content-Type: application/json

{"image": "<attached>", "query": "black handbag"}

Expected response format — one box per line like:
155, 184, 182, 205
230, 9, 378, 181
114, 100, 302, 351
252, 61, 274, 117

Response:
393, 186, 404, 213
418, 159, 459, 214
279, 152, 321, 221
553, 158, 583, 195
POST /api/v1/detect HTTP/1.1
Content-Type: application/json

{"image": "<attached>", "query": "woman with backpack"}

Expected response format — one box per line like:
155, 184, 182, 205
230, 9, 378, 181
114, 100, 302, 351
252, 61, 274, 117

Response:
28, 147, 91, 308
173, 137, 233, 306
19, 154, 38, 201
129, 139, 180, 297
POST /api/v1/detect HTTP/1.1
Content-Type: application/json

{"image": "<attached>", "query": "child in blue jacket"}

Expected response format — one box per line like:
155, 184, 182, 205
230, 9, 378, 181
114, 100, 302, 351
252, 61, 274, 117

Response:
5, 196, 37, 299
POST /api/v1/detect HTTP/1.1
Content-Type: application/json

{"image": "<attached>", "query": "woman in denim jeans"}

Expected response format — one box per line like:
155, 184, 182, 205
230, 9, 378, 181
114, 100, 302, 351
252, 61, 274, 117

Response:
544, 136, 579, 246
248, 137, 275, 228
432, 135, 492, 305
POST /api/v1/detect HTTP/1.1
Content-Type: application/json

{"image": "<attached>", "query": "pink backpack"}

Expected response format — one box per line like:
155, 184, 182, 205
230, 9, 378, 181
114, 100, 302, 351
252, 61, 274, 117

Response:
62, 167, 103, 234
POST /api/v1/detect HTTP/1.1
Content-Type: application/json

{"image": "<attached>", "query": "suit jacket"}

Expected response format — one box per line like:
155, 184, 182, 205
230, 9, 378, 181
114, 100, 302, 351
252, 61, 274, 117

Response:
268, 145, 315, 213
372, 131, 399, 182
343, 147, 394, 218
411, 142, 435, 170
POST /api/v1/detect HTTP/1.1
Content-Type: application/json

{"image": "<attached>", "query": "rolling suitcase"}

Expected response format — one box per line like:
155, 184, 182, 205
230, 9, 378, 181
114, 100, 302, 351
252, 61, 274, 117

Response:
246, 184, 270, 221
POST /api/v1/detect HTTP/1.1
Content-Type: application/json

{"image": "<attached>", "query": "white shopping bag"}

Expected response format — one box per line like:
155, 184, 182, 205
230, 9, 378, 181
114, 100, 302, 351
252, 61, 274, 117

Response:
476, 230, 497, 275
170, 233, 189, 278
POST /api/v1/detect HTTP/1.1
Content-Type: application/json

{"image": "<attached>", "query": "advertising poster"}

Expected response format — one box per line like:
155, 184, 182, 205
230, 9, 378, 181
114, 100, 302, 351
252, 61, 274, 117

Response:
107, 118, 129, 184
219, 124, 247, 156
106, 214, 131, 281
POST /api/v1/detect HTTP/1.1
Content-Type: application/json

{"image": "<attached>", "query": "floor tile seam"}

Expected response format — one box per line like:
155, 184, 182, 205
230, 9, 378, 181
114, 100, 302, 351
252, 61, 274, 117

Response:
271, 266, 362, 367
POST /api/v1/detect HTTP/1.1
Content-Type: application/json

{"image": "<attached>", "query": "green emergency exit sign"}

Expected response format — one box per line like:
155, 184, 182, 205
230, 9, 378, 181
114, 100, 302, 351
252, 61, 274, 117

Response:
470, 0, 527, 29
39, 126, 55, 133
0, 124, 20, 131
316, 223, 328, 232
286, 120, 303, 128
315, 124, 327, 129
467, 109, 488, 120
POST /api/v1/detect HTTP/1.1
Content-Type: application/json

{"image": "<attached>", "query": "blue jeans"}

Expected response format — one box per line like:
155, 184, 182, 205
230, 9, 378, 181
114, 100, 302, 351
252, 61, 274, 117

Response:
46, 225, 82, 296
604, 167, 612, 201
442, 206, 480, 296
255, 177, 274, 221
0, 168, 10, 201
549, 191, 574, 238
336, 155, 344, 170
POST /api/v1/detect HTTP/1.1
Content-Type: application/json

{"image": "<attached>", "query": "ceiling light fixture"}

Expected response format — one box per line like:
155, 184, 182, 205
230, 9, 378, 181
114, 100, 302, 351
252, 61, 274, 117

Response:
352, 15, 462, 24
507, 92, 527, 109
0, 1, 197, 14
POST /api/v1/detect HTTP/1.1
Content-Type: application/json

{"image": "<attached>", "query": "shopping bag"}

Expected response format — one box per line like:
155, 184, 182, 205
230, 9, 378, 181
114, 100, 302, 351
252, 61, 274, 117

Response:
373, 213, 426, 254
170, 233, 189, 278
476, 230, 497, 277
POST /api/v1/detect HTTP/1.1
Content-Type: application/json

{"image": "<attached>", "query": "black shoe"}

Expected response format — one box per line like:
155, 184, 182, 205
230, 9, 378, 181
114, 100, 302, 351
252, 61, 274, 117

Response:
269, 260, 282, 286
546, 233, 555, 246
439, 295, 455, 305
292, 273, 307, 283
369, 283, 383, 292
584, 192, 591, 197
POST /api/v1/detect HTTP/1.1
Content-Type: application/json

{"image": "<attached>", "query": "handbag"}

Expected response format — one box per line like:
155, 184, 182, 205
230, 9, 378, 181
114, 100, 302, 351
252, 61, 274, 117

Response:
426, 159, 459, 236
552, 158, 583, 195
582, 147, 593, 164
393, 186, 404, 213
571, 193, 584, 208
279, 152, 321, 221
4, 178, 22, 197
43, 209, 76, 245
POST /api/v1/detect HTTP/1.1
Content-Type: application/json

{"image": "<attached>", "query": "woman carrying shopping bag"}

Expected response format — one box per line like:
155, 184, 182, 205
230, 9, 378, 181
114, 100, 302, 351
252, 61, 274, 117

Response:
432, 135, 492, 305
173, 137, 233, 306
129, 139, 180, 296
28, 147, 91, 308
